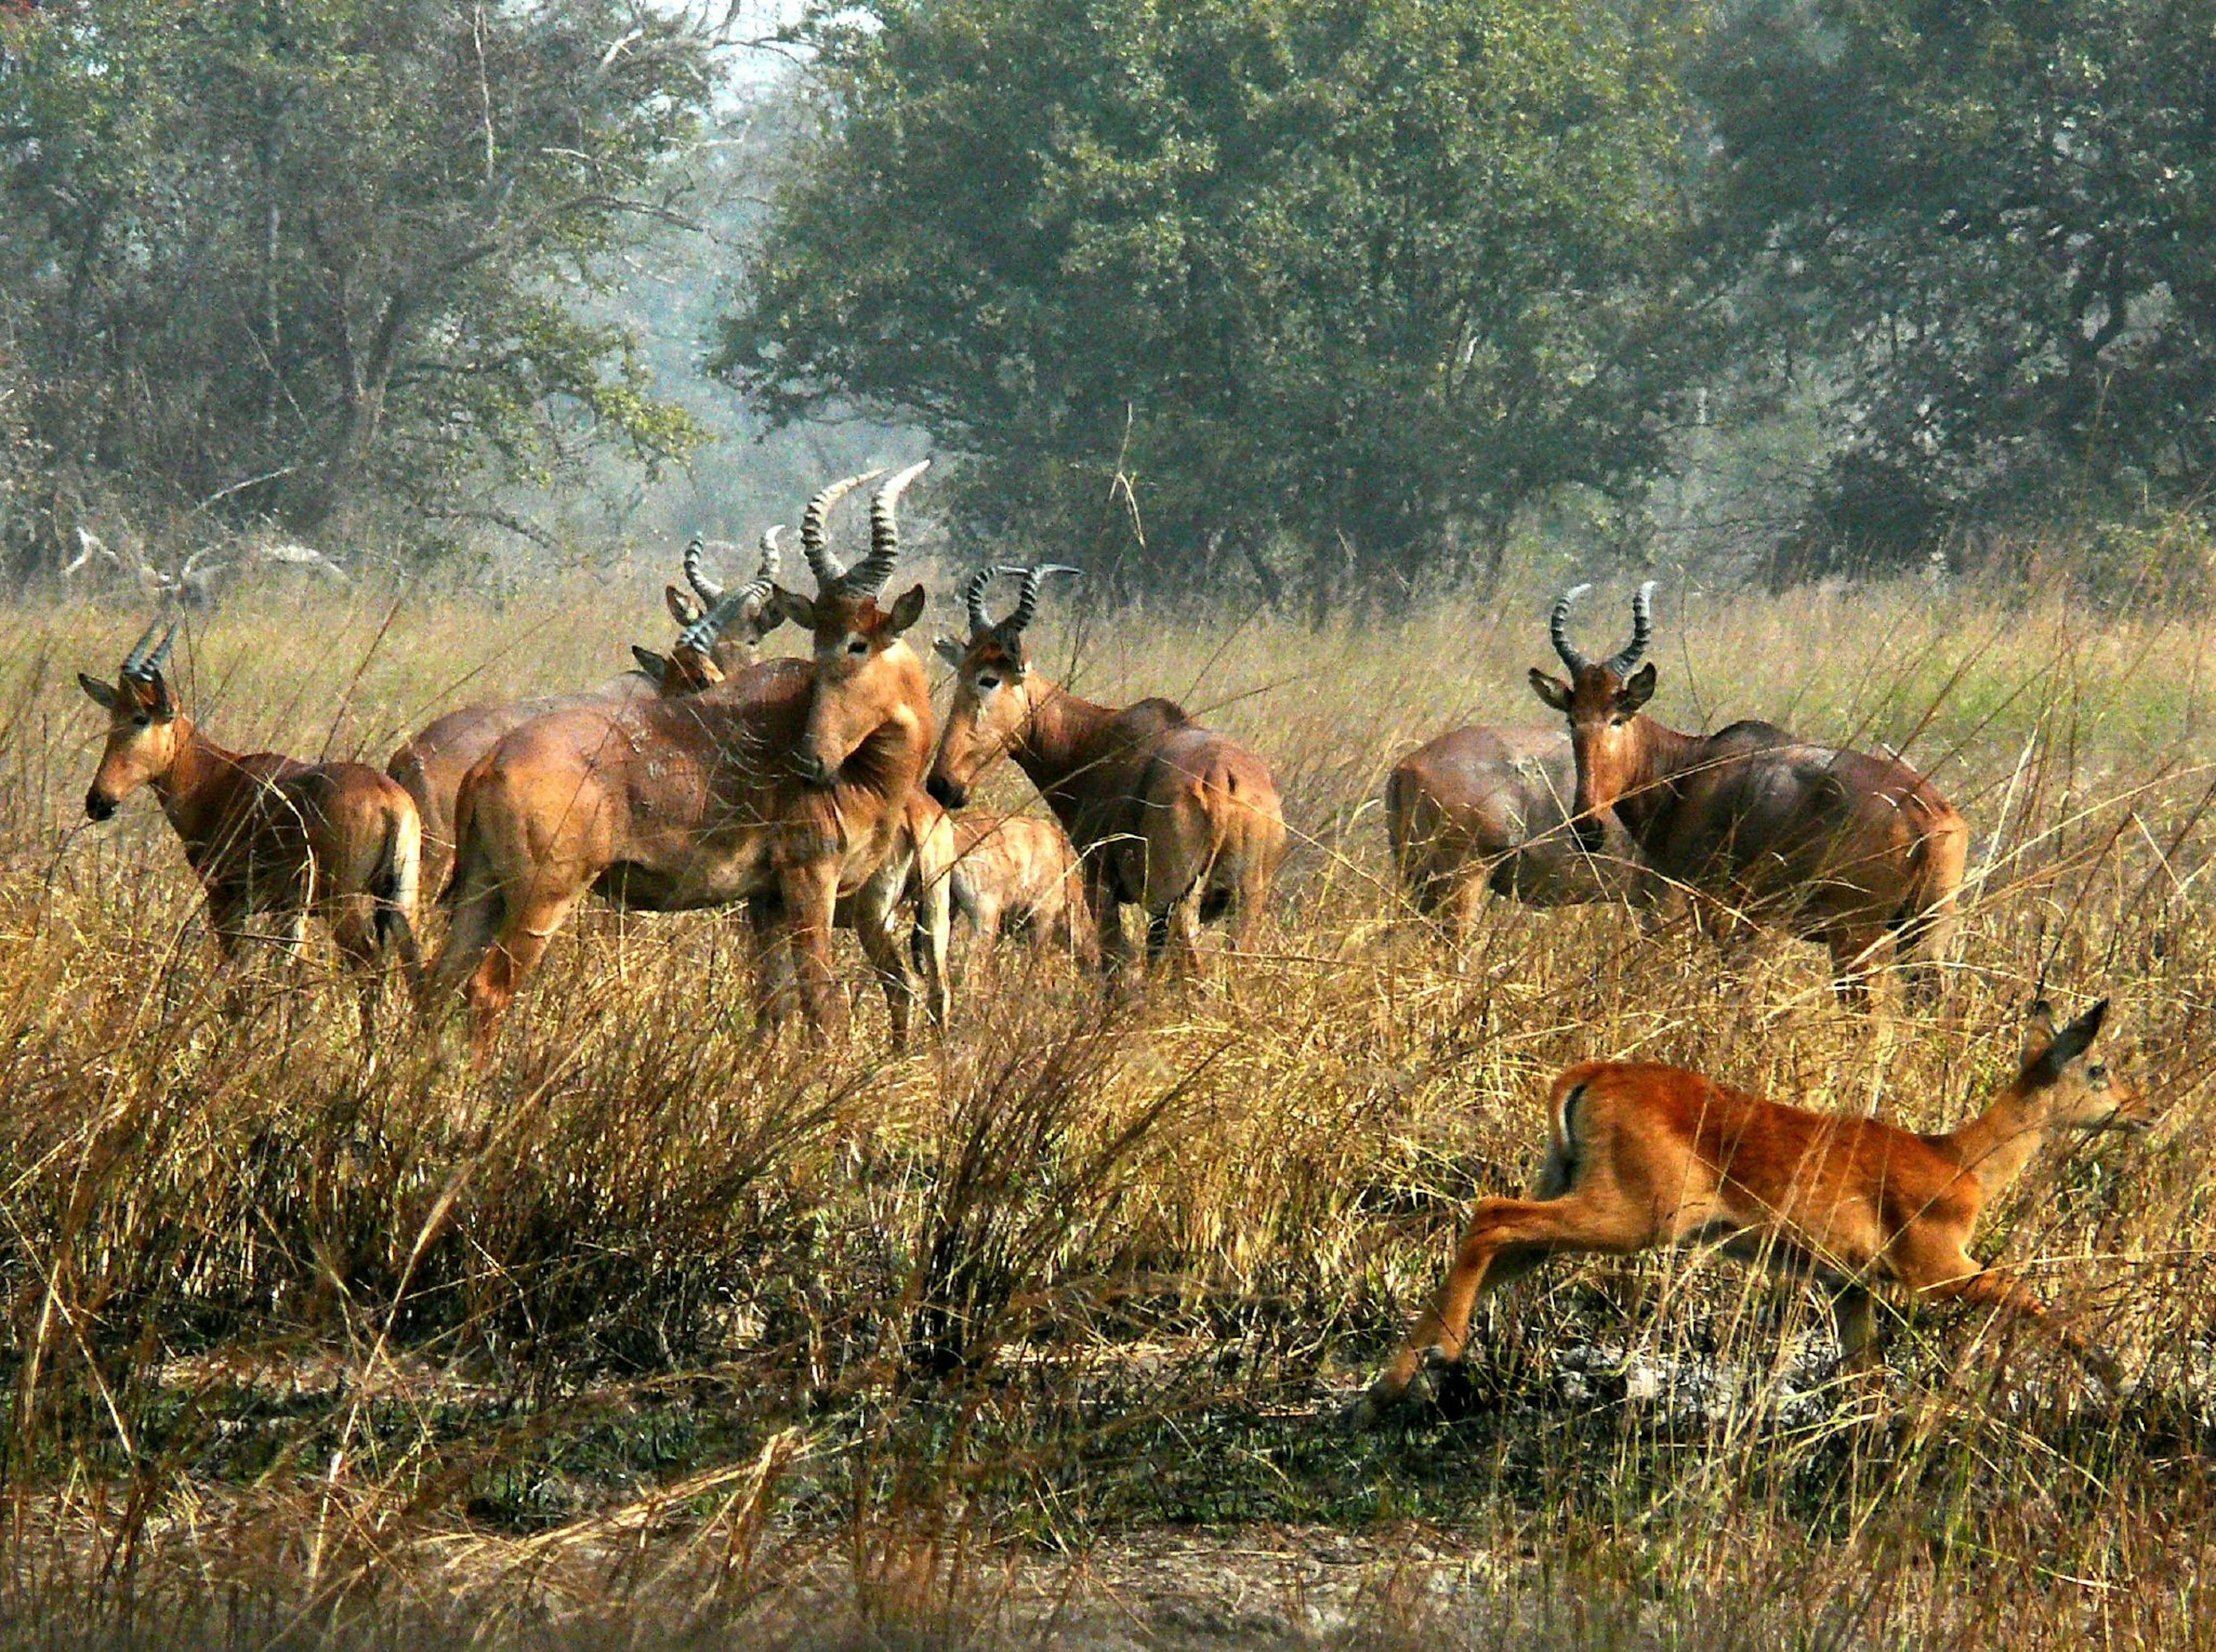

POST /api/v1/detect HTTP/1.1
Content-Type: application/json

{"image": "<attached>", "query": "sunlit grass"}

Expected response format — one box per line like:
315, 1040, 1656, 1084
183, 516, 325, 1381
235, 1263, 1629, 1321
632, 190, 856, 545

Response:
1, 564, 2211, 1646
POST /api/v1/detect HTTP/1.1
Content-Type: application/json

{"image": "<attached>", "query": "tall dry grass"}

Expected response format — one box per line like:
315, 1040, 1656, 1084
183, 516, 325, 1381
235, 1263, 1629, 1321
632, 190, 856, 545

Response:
0, 565, 2211, 1647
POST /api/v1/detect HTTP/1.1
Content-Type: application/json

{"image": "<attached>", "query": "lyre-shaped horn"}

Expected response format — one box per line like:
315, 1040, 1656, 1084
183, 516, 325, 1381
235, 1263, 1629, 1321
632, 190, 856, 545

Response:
683, 535, 724, 605
1549, 583, 1593, 675
799, 469, 885, 592
1000, 563, 1083, 636
1605, 580, 1658, 677
844, 458, 931, 596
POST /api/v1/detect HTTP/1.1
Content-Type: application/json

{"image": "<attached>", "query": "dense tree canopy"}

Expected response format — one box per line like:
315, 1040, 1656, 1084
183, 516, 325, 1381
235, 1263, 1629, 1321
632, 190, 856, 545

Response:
719, 0, 1725, 602
1704, 0, 2216, 572
0, 0, 714, 570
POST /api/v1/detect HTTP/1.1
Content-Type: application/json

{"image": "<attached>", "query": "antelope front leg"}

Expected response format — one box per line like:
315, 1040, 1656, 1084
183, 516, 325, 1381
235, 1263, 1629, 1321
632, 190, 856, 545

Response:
1084, 859, 1133, 979
1356, 1193, 1649, 1426
1912, 1250, 2123, 1389
779, 859, 849, 1040
850, 867, 918, 1048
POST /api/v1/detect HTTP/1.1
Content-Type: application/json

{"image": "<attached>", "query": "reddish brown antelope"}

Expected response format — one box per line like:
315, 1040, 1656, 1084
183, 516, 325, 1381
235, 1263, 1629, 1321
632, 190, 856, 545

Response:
389, 529, 791, 889
1529, 583, 1969, 1002
1386, 725, 1642, 939
1357, 999, 2148, 1424
945, 811, 1099, 968
432, 464, 939, 1058
927, 565, 1285, 972
78, 620, 423, 1034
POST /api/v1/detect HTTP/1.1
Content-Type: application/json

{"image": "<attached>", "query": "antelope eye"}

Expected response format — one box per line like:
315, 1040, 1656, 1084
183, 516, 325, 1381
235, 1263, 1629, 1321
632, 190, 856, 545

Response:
847, 638, 869, 656
2086, 1063, 2108, 1084
132, 714, 152, 728
976, 674, 1001, 691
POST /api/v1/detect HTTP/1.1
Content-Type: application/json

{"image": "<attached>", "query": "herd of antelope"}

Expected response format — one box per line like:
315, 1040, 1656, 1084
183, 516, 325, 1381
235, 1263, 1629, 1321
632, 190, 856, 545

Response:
75, 466, 2157, 1414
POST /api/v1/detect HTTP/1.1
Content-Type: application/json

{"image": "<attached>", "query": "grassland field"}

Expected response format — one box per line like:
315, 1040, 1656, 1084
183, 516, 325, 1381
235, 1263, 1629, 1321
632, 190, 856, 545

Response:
0, 561, 2210, 1649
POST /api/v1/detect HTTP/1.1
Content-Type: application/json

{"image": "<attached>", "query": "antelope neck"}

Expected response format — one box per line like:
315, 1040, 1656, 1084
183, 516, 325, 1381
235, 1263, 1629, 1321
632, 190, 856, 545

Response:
1009, 679, 1119, 793
1929, 1082, 2054, 1195
148, 722, 253, 859
1603, 717, 1709, 839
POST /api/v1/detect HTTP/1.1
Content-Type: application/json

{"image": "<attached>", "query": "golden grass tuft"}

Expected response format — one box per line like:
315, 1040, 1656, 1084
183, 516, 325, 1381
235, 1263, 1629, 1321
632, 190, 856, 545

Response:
1, 567, 2211, 1646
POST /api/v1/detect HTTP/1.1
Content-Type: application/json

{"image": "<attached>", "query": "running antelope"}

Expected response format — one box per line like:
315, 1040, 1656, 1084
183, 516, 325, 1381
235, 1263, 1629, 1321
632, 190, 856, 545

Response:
432, 464, 938, 1058
389, 530, 789, 889
1357, 998, 2148, 1424
1530, 584, 1969, 1001
1386, 726, 1642, 938
945, 811, 1099, 968
927, 565, 1285, 971
78, 620, 423, 1035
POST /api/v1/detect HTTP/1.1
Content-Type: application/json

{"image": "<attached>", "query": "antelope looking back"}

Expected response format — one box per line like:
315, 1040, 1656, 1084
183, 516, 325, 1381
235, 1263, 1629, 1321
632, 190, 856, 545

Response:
431, 464, 940, 1059
389, 531, 790, 890
927, 565, 1286, 972
1530, 584, 1970, 1002
78, 620, 423, 1037
1358, 998, 2149, 1424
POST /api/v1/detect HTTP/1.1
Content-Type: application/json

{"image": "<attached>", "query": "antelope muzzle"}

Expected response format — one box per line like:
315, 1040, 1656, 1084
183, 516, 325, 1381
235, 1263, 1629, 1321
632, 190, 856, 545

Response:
85, 787, 117, 822
926, 773, 965, 810
793, 751, 839, 791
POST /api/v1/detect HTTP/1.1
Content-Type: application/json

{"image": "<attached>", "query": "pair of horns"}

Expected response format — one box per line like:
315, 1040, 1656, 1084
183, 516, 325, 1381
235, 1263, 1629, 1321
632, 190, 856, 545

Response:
963, 564, 1083, 639
684, 525, 783, 608
121, 617, 177, 680
1550, 581, 1656, 677
802, 459, 931, 597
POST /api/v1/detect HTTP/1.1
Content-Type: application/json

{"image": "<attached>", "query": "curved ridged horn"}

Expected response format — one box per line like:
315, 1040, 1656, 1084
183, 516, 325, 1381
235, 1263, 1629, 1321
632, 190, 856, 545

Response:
144, 621, 178, 676
677, 584, 753, 658
799, 469, 885, 591
119, 617, 167, 678
1605, 580, 1658, 677
845, 458, 931, 595
683, 535, 723, 605
754, 524, 784, 586
962, 565, 999, 638
1549, 583, 1593, 675
1001, 563, 1083, 635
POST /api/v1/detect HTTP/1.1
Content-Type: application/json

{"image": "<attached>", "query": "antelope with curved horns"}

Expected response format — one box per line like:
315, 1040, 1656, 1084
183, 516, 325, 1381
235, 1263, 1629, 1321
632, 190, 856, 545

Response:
388, 529, 789, 890
1528, 583, 1969, 1002
927, 564, 1285, 972
78, 619, 424, 1037
431, 462, 939, 1059
1357, 998, 2149, 1424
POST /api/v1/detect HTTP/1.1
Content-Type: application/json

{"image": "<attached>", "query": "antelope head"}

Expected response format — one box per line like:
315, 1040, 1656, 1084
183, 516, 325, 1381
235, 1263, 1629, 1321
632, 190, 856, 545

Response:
926, 562, 1081, 809
662, 525, 789, 675
775, 461, 933, 789
640, 525, 792, 695
1528, 582, 1658, 848
2013, 999, 2150, 1134
78, 618, 182, 821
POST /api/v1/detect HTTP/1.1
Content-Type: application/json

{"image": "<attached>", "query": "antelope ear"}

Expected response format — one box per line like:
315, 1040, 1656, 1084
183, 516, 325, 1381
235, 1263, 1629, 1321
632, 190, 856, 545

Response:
665, 585, 701, 627
78, 673, 118, 710
1528, 668, 1572, 713
933, 635, 965, 666
1618, 662, 1658, 714
775, 585, 818, 631
632, 646, 669, 686
2024, 998, 2109, 1084
884, 583, 928, 637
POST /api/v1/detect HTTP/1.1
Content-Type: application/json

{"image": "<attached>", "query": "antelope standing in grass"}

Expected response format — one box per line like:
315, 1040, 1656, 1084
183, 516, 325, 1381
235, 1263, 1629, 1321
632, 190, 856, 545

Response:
1357, 998, 2148, 1424
927, 565, 1285, 972
945, 811, 1099, 968
1386, 725, 1642, 939
78, 620, 423, 1035
1530, 584, 1968, 1002
389, 530, 789, 889
432, 464, 939, 1058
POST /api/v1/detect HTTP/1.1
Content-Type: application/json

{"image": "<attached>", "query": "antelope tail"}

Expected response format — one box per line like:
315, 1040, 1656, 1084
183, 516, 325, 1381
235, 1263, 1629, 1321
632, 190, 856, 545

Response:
372, 804, 425, 979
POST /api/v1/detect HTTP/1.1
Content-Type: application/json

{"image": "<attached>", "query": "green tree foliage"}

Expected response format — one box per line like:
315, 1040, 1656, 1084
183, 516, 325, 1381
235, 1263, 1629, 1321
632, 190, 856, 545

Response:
718, 0, 1723, 602
0, 0, 713, 567
1704, 0, 2216, 574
